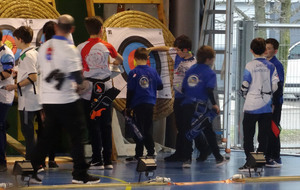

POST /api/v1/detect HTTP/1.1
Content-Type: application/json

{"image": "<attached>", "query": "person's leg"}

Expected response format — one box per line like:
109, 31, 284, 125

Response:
138, 104, 155, 157
0, 103, 11, 171
195, 131, 211, 161
242, 113, 258, 161
100, 105, 113, 166
133, 105, 147, 158
180, 104, 195, 162
257, 113, 272, 154
58, 101, 89, 177
31, 105, 58, 171
19, 110, 37, 160
272, 104, 282, 160
202, 120, 223, 161
173, 98, 185, 156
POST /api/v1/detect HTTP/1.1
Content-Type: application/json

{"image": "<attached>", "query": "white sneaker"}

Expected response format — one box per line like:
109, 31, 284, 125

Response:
104, 164, 113, 169
182, 160, 191, 168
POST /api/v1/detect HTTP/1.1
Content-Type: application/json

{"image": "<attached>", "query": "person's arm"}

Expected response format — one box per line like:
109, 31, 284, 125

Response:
0, 70, 12, 80
112, 53, 123, 65
207, 87, 220, 114
5, 73, 37, 91
147, 46, 170, 52
70, 70, 84, 85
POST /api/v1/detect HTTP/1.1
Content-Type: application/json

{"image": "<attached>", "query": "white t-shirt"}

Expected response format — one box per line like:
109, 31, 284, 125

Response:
0, 45, 15, 104
77, 38, 118, 100
17, 47, 41, 111
38, 35, 82, 104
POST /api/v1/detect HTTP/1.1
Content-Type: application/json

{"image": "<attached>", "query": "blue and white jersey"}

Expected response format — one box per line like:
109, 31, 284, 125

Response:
127, 65, 163, 108
269, 56, 284, 104
0, 45, 15, 104
243, 58, 279, 114
181, 63, 216, 105
169, 48, 196, 98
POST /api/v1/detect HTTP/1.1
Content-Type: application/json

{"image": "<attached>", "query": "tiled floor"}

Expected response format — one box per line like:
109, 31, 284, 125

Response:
1, 151, 300, 189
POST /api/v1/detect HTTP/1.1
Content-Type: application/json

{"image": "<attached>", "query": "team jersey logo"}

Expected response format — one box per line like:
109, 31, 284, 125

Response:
187, 75, 199, 87
139, 76, 149, 88
93, 82, 105, 95
46, 47, 53, 60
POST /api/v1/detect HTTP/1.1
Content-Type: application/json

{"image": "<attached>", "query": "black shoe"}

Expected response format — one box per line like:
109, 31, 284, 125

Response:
196, 149, 212, 162
125, 156, 139, 162
164, 154, 182, 162
37, 165, 45, 173
216, 156, 229, 166
239, 163, 254, 172
48, 161, 59, 168
72, 174, 100, 184
89, 160, 104, 170
0, 164, 7, 172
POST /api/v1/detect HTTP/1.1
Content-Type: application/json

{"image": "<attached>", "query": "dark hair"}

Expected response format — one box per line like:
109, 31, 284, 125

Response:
196, 45, 215, 63
265, 38, 279, 50
250, 38, 266, 55
13, 26, 33, 44
84, 16, 103, 35
134, 47, 148, 60
173, 34, 192, 51
0, 30, 2, 40
43, 21, 56, 41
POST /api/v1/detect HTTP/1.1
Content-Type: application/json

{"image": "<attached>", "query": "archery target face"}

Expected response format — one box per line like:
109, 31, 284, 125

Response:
118, 36, 161, 81
0, 25, 22, 60
106, 27, 172, 99
0, 18, 58, 61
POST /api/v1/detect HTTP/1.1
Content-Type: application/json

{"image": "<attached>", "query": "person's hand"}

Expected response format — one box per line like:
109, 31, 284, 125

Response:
212, 104, 220, 114
77, 80, 90, 95
5, 84, 17, 91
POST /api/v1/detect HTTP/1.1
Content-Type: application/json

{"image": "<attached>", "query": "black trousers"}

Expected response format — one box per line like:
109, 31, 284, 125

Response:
19, 110, 39, 160
173, 99, 210, 159
31, 100, 89, 177
266, 104, 282, 160
243, 112, 272, 161
181, 104, 222, 161
133, 103, 155, 158
83, 99, 112, 164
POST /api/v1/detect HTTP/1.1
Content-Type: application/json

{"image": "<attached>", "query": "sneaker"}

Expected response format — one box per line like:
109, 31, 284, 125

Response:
48, 161, 59, 169
37, 165, 45, 173
182, 159, 192, 168
196, 149, 212, 162
125, 157, 138, 162
72, 174, 100, 184
104, 161, 113, 169
164, 154, 182, 162
216, 157, 229, 166
89, 161, 104, 170
104, 164, 113, 169
238, 163, 255, 172
0, 164, 7, 172
29, 174, 42, 184
265, 158, 282, 168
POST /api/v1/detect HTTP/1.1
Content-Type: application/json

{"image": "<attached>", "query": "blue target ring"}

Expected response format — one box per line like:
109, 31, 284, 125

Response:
118, 36, 161, 81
